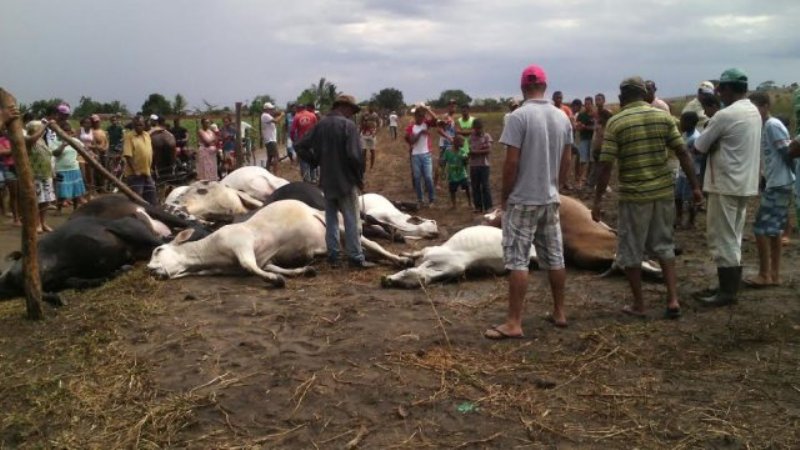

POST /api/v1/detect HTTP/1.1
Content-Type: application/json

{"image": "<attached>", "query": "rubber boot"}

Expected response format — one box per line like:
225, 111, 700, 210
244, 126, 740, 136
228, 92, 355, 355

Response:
697, 266, 741, 307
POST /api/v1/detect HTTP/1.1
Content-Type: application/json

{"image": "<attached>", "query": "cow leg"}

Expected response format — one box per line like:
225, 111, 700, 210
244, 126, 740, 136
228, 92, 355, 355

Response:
359, 236, 413, 267
262, 264, 316, 278
232, 247, 287, 288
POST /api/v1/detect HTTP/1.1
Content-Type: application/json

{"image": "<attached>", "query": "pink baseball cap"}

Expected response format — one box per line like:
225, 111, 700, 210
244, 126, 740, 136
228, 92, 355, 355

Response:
520, 64, 547, 87
56, 103, 71, 115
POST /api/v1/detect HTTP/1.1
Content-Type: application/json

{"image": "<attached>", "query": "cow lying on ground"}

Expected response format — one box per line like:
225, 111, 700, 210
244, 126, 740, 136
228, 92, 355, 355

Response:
221, 166, 289, 202
147, 200, 412, 287
0, 216, 164, 302
360, 193, 438, 240
383, 196, 661, 289
165, 180, 263, 222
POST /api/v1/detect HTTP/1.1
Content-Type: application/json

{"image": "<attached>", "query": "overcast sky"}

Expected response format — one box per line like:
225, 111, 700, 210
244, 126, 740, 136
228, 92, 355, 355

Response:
2, 0, 799, 112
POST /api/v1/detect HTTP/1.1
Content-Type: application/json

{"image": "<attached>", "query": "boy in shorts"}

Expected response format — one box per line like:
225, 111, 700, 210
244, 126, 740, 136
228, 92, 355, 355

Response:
675, 111, 701, 228
442, 135, 471, 208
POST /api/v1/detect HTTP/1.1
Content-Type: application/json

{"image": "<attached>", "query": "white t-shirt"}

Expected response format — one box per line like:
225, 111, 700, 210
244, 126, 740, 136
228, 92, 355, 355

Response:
410, 123, 431, 155
694, 99, 762, 196
261, 112, 277, 143
499, 99, 573, 205
389, 114, 398, 127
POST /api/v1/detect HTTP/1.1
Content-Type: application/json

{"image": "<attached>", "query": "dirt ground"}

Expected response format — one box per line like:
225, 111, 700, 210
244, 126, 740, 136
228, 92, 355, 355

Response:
1, 115, 799, 449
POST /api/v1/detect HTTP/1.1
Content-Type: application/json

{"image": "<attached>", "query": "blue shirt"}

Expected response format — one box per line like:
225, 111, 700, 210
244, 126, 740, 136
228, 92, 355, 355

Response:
678, 129, 702, 177
761, 117, 794, 189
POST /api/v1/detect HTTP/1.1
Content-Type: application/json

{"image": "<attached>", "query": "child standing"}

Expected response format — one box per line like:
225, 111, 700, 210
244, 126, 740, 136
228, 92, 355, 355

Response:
442, 135, 471, 208
675, 111, 701, 228
468, 119, 493, 212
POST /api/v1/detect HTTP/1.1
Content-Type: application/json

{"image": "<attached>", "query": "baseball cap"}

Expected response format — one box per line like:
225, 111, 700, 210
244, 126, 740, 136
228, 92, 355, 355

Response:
698, 80, 715, 95
90, 114, 101, 123
719, 68, 747, 85
520, 64, 547, 87
56, 103, 71, 115
619, 76, 648, 93
149, 114, 159, 121
263, 102, 275, 110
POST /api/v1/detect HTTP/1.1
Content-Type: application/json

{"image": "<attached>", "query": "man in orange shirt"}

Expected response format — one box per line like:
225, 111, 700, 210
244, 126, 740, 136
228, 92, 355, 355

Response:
290, 103, 319, 183
552, 91, 575, 190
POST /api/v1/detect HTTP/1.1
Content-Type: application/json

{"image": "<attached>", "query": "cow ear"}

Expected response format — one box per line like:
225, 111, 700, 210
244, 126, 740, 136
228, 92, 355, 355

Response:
235, 190, 263, 209
172, 228, 195, 245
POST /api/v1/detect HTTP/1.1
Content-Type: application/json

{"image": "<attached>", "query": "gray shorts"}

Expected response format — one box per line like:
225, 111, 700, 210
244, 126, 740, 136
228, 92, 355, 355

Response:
502, 203, 564, 270
616, 199, 675, 268
361, 135, 376, 150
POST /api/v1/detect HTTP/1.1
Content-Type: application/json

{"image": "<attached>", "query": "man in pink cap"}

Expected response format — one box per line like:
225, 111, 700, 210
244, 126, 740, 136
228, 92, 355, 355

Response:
484, 64, 573, 339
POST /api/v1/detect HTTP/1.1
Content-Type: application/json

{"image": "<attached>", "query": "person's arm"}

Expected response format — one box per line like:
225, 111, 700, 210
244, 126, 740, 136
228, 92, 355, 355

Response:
673, 144, 703, 203
0, 105, 19, 130
198, 130, 214, 146
789, 137, 800, 159
51, 142, 68, 157
592, 124, 616, 221
501, 146, 520, 210
693, 115, 723, 154
471, 135, 492, 155
122, 134, 135, 175
24, 123, 48, 147
346, 123, 365, 187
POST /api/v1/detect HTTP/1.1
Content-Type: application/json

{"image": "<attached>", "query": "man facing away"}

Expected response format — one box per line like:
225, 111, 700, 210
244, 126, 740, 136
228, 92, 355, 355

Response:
693, 68, 762, 306
484, 64, 572, 339
294, 95, 373, 269
593, 76, 702, 319
290, 103, 319, 183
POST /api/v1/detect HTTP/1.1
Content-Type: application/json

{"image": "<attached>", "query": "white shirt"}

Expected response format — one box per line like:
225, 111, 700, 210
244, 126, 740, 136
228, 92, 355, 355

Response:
260, 112, 277, 143
410, 123, 431, 155
388, 114, 398, 127
694, 99, 762, 196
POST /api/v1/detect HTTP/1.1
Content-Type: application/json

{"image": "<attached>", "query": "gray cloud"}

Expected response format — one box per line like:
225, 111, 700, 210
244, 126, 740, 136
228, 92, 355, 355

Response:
2, 0, 798, 113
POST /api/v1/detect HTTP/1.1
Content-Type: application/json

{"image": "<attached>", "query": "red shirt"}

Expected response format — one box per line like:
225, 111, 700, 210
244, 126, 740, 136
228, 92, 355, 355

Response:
290, 110, 318, 142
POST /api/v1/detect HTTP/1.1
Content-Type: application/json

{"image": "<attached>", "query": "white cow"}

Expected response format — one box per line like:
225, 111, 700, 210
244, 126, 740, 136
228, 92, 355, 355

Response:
360, 193, 438, 239
381, 225, 536, 289
165, 180, 263, 222
148, 200, 412, 287
221, 166, 289, 202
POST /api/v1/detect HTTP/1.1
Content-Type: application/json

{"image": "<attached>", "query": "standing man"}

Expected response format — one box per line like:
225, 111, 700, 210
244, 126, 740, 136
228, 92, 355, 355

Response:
553, 91, 575, 190
388, 110, 399, 140
593, 77, 702, 319
435, 101, 458, 186
682, 81, 715, 128
122, 115, 157, 205
290, 103, 319, 182
294, 95, 372, 269
360, 104, 380, 170
484, 64, 573, 339
260, 102, 284, 174
645, 80, 671, 113
282, 103, 296, 164
742, 92, 794, 287
692, 68, 762, 306
575, 96, 595, 189
405, 105, 437, 206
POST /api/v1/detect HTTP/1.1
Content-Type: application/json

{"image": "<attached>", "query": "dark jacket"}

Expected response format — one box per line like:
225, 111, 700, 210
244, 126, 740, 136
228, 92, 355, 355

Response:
295, 110, 364, 198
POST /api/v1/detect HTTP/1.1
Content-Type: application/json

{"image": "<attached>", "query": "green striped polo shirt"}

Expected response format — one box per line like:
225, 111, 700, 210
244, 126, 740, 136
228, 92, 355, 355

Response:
599, 101, 684, 202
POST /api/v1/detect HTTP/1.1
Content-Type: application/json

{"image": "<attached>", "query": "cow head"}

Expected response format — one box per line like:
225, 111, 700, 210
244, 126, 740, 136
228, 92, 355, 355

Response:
147, 228, 196, 279
394, 216, 438, 238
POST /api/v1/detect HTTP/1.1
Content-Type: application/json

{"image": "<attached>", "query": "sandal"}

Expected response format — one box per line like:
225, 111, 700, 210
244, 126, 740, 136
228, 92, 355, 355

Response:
483, 325, 524, 340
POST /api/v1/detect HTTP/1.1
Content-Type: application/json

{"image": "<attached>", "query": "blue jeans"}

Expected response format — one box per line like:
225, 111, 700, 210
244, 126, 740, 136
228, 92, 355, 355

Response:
325, 188, 363, 263
300, 160, 318, 183
411, 153, 435, 203
470, 166, 492, 211
126, 174, 157, 205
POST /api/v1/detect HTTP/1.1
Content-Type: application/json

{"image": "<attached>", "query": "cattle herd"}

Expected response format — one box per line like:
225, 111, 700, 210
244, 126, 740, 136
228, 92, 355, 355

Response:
0, 166, 661, 304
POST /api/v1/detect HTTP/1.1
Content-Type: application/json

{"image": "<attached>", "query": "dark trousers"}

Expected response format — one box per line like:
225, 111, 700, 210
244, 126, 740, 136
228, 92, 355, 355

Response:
126, 174, 158, 205
470, 166, 492, 211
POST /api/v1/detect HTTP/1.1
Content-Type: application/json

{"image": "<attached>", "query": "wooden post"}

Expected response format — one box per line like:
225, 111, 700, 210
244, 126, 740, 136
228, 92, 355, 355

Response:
234, 102, 243, 168
47, 123, 149, 206
0, 88, 43, 320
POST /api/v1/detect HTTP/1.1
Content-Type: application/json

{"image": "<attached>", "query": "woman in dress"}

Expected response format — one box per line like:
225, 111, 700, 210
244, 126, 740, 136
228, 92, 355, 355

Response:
196, 118, 219, 181
53, 129, 87, 213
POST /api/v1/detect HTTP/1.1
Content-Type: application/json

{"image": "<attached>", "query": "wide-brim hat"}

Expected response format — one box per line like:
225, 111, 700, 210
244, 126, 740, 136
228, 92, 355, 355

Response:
332, 94, 361, 113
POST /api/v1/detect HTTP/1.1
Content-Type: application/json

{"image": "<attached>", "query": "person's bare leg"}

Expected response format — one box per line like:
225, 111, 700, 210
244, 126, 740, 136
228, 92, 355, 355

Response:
548, 268, 567, 325
769, 236, 782, 284
624, 267, 645, 314
752, 234, 772, 284
487, 270, 528, 337
659, 258, 679, 310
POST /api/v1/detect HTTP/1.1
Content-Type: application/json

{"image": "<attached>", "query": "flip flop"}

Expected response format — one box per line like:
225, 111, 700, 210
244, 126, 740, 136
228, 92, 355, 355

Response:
621, 305, 647, 319
743, 277, 773, 288
544, 316, 568, 328
664, 307, 682, 320
483, 325, 524, 340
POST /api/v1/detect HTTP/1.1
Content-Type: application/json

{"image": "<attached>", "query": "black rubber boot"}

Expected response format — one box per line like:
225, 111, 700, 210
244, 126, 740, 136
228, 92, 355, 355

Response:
697, 266, 741, 307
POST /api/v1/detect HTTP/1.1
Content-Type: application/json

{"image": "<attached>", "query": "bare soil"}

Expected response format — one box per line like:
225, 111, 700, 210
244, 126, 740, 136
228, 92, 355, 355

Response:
0, 115, 799, 449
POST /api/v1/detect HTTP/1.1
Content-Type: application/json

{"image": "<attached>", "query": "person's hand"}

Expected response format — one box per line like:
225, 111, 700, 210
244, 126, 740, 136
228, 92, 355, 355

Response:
692, 188, 703, 205
591, 202, 603, 222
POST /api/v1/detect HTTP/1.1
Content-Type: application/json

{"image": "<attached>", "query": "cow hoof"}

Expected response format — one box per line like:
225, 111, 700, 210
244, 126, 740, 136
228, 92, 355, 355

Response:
380, 275, 392, 288
400, 257, 414, 268
269, 276, 286, 288
303, 267, 317, 277
43, 293, 66, 307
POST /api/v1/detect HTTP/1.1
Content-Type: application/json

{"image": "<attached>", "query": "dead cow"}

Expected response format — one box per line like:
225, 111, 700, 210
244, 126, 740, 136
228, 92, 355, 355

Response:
360, 193, 438, 239
148, 199, 412, 287
220, 166, 289, 202
165, 180, 263, 222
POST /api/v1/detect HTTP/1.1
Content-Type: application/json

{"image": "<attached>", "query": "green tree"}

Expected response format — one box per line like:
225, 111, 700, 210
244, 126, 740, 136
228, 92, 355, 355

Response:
72, 96, 129, 117
248, 94, 276, 115
141, 93, 173, 117
370, 87, 404, 112
295, 77, 339, 112
27, 98, 64, 118
173, 93, 188, 115
473, 98, 503, 112
429, 89, 472, 108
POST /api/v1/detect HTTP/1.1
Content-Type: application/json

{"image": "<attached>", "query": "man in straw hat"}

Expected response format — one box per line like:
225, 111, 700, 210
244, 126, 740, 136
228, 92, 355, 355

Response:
295, 94, 374, 269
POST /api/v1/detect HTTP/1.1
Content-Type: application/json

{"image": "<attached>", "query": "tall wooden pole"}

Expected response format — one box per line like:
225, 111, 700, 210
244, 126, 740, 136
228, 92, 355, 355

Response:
234, 102, 243, 168
47, 123, 148, 206
0, 89, 43, 320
